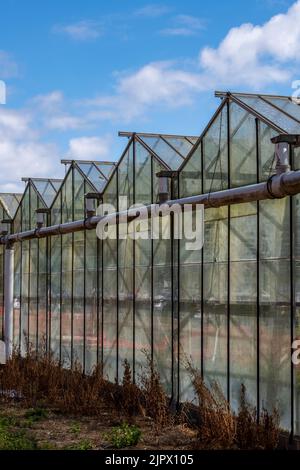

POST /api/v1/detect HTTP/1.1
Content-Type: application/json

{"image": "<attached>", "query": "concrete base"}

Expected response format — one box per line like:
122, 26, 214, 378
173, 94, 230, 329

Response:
0, 340, 5, 364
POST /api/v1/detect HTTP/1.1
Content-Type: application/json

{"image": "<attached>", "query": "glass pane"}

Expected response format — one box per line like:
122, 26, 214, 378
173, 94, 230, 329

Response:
78, 163, 106, 192
237, 96, 299, 134
37, 237, 47, 353
230, 102, 257, 187
135, 143, 152, 373
203, 106, 228, 193
258, 122, 278, 182
230, 203, 257, 410
13, 243, 21, 348
0, 193, 22, 217
263, 97, 300, 123
97, 163, 115, 179
203, 207, 228, 395
28, 239, 38, 351
73, 242, 84, 368
102, 173, 117, 381
61, 233, 72, 367
163, 136, 193, 157
33, 180, 58, 207
260, 198, 290, 259
50, 192, 61, 359
85, 230, 98, 373
140, 136, 183, 169
180, 143, 202, 197
259, 197, 291, 430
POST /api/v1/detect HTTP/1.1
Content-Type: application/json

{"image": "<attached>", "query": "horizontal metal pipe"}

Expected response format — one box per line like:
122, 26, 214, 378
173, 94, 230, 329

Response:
1, 169, 300, 245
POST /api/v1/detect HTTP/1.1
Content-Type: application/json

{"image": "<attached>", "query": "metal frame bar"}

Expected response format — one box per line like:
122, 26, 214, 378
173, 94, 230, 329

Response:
256, 118, 261, 420
227, 99, 231, 402
118, 131, 198, 140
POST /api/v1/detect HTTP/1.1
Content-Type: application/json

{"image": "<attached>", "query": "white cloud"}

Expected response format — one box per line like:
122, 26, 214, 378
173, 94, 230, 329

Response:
199, 0, 300, 87
134, 4, 170, 17
0, 104, 61, 192
160, 14, 206, 36
83, 61, 204, 123
82, 1, 300, 122
0, 50, 18, 78
53, 20, 103, 41
68, 136, 112, 159
0, 108, 35, 139
30, 91, 88, 131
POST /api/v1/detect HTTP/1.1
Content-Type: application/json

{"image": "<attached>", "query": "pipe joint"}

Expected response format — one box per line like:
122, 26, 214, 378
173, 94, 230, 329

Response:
267, 172, 294, 199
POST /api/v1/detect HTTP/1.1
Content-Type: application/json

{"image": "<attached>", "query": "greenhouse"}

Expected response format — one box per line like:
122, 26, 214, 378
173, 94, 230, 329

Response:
1, 91, 300, 438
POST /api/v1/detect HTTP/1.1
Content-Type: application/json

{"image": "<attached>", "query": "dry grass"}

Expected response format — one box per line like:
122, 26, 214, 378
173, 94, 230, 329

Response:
0, 350, 281, 450
0, 349, 170, 426
186, 367, 280, 450
236, 384, 280, 450
186, 365, 236, 449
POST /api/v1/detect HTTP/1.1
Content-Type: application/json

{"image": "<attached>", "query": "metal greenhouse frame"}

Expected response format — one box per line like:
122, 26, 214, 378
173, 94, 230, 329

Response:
1, 91, 300, 439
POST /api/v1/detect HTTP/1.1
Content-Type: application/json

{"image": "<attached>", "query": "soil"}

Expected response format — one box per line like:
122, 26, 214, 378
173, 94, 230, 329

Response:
0, 402, 198, 450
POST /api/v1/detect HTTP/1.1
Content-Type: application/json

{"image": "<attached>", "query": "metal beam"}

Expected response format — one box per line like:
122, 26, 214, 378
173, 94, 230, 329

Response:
2, 168, 300, 246
4, 245, 14, 360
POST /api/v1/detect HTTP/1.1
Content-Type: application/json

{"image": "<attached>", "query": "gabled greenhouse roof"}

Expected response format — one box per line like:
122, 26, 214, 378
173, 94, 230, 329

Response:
22, 177, 63, 208
119, 131, 198, 170
61, 159, 116, 193
0, 193, 22, 218
216, 91, 300, 134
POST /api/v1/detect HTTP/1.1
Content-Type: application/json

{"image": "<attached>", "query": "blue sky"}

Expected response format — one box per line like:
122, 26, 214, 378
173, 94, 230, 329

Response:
0, 0, 299, 191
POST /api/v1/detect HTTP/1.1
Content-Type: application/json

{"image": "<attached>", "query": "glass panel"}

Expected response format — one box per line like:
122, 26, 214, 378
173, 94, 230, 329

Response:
263, 97, 300, 123
33, 180, 57, 207
152, 160, 172, 394
97, 163, 115, 179
230, 102, 257, 187
50, 234, 61, 360
51, 180, 62, 191
78, 163, 106, 192
37, 237, 47, 352
203, 106, 228, 193
85, 230, 98, 373
13, 243, 21, 348
230, 203, 257, 410
73, 170, 86, 368
102, 174, 117, 381
135, 142, 152, 373
140, 136, 183, 169
179, 260, 201, 401
237, 96, 300, 134
294, 214, 300, 435
118, 147, 134, 376
163, 136, 193, 157
203, 206, 228, 395
259, 198, 291, 431
50, 192, 61, 360
179, 143, 202, 197
73, 236, 84, 368
28, 239, 38, 351
0, 193, 22, 218
258, 122, 278, 182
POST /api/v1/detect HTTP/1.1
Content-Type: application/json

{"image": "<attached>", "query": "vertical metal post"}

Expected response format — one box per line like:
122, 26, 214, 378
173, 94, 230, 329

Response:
4, 244, 14, 360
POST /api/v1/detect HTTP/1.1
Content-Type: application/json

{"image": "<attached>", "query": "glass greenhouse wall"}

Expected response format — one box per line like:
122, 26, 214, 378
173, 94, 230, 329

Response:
1, 91, 300, 437
0, 193, 22, 338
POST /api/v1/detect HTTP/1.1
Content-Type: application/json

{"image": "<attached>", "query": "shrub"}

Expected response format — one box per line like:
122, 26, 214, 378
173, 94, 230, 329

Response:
138, 351, 171, 426
188, 364, 236, 449
236, 384, 280, 450
64, 439, 93, 450
0, 421, 37, 450
104, 423, 141, 449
